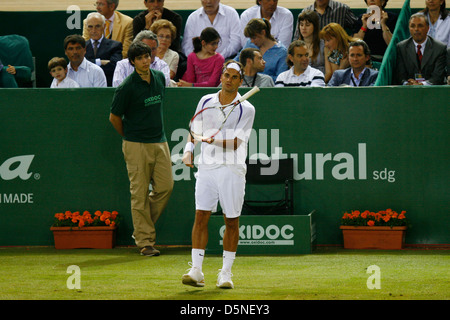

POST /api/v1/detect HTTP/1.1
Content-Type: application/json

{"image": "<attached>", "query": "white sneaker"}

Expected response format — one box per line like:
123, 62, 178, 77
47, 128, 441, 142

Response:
182, 263, 205, 287
216, 269, 234, 289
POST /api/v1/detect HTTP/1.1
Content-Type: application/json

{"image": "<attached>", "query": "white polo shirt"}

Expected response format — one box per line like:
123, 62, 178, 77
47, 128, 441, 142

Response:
193, 91, 255, 176
275, 65, 325, 87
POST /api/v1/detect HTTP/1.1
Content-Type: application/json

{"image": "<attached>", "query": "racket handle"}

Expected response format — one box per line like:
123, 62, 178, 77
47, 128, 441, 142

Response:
239, 86, 260, 102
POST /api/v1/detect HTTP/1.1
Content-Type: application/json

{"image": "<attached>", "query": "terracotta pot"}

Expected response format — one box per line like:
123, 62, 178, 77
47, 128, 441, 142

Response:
50, 226, 117, 249
340, 226, 407, 250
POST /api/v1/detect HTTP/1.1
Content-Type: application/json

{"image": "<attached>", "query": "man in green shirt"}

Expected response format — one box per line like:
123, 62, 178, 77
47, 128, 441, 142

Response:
110, 40, 173, 256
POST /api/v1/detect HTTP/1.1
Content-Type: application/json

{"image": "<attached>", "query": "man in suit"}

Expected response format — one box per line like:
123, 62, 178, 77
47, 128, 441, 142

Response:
83, 0, 133, 58
85, 12, 123, 86
328, 40, 378, 86
394, 13, 447, 85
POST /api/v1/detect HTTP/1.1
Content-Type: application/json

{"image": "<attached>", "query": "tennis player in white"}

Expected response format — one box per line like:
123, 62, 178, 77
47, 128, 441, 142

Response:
181, 61, 256, 289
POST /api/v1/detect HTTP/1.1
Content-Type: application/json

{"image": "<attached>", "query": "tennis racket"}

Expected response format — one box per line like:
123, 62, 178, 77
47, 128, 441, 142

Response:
189, 86, 260, 142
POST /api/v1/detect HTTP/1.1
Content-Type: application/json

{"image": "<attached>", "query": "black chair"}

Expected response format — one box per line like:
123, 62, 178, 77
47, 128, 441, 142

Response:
243, 158, 294, 215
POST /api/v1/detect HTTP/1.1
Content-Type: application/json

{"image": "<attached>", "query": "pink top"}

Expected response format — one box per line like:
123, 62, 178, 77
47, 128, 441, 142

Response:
182, 52, 225, 87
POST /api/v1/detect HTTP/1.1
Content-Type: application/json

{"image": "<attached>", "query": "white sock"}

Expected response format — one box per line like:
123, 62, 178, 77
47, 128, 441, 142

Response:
192, 249, 205, 271
222, 250, 236, 273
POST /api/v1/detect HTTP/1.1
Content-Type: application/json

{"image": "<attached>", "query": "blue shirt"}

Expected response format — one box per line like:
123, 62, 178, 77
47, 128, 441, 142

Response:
235, 40, 288, 82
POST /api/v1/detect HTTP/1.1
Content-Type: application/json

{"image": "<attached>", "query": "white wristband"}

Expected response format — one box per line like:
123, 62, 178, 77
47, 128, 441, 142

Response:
184, 142, 194, 153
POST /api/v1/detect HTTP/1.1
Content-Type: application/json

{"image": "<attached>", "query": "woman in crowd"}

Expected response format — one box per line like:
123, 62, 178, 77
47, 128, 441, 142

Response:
320, 23, 359, 83
236, 18, 288, 82
297, 10, 325, 74
150, 19, 179, 79
421, 0, 449, 46
177, 27, 224, 87
353, 0, 398, 61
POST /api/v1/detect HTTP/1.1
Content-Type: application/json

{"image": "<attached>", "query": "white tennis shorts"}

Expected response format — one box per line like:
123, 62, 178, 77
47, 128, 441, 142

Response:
195, 166, 245, 218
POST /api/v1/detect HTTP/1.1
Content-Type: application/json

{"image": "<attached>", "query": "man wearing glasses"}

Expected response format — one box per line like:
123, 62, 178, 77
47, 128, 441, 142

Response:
83, 0, 133, 58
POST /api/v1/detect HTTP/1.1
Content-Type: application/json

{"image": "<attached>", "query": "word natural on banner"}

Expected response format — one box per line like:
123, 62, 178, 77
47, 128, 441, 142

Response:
169, 128, 396, 183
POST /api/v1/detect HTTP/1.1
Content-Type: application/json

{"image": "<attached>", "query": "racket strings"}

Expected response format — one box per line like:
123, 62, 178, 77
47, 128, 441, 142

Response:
190, 107, 226, 141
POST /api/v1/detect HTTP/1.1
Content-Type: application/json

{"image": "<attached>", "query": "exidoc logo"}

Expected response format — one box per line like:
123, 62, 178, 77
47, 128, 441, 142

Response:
219, 224, 295, 246
0, 155, 35, 180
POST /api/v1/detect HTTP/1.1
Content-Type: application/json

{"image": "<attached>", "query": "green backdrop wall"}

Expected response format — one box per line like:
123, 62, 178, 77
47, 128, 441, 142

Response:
0, 87, 449, 247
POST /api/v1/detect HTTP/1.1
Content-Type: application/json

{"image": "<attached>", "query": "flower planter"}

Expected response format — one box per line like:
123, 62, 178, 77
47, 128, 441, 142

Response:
50, 226, 117, 249
340, 226, 407, 250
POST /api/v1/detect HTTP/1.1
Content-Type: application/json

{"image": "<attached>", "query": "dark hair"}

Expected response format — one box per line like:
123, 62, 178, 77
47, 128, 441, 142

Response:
48, 57, 67, 71
364, 0, 389, 9
349, 40, 372, 66
239, 48, 260, 67
127, 41, 151, 65
286, 40, 307, 67
63, 34, 86, 49
192, 27, 221, 53
297, 10, 320, 61
421, 1, 448, 20
349, 40, 371, 56
244, 18, 276, 42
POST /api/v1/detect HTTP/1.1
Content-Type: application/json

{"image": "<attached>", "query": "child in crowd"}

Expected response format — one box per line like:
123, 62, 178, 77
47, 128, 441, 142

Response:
177, 27, 224, 87
48, 57, 79, 88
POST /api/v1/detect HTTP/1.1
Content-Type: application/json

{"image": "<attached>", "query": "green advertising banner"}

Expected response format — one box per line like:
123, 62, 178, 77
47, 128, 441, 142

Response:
206, 213, 316, 255
0, 87, 449, 247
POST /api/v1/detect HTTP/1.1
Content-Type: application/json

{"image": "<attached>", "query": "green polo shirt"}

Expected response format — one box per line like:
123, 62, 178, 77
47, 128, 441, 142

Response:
111, 69, 167, 143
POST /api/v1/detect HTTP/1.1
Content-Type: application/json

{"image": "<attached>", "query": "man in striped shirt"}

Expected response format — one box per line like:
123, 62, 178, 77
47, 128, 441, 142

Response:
275, 40, 325, 87
294, 0, 358, 39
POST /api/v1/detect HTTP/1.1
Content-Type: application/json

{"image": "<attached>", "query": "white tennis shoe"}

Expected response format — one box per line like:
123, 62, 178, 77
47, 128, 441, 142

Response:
182, 263, 205, 287
216, 269, 234, 289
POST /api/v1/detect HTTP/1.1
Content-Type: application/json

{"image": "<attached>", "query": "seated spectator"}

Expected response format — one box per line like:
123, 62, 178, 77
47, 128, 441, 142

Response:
394, 13, 447, 85
113, 30, 170, 87
64, 34, 107, 87
182, 0, 241, 60
84, 12, 123, 87
294, 0, 358, 39
177, 27, 224, 87
297, 10, 325, 74
421, 0, 449, 47
328, 40, 378, 86
235, 18, 288, 82
83, 0, 133, 58
239, 48, 274, 87
353, 0, 398, 61
48, 57, 80, 88
320, 23, 359, 83
240, 0, 294, 48
133, 0, 182, 52
275, 40, 325, 87
150, 19, 179, 79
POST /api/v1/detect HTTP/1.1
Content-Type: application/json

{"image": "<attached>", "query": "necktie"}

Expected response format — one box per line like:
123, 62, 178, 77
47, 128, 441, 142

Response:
417, 44, 422, 64
105, 20, 111, 39
93, 40, 99, 57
